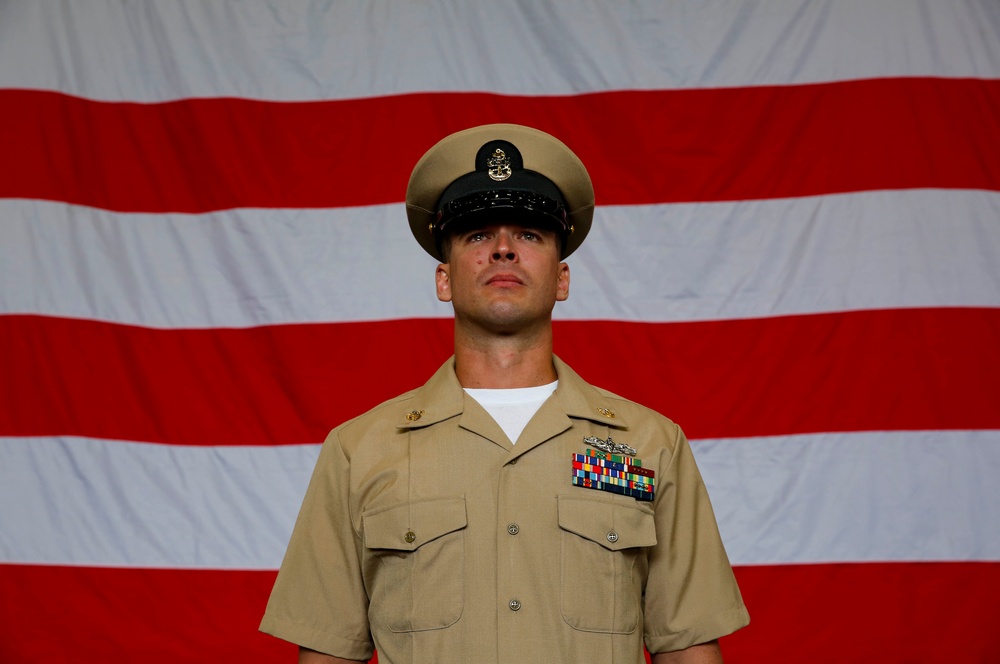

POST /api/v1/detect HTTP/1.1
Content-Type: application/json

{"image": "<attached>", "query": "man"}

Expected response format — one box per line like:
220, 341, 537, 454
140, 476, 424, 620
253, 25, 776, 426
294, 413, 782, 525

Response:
260, 124, 749, 663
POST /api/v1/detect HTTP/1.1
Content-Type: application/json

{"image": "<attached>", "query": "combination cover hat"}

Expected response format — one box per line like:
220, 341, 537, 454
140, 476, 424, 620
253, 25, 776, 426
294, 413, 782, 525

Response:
406, 123, 594, 262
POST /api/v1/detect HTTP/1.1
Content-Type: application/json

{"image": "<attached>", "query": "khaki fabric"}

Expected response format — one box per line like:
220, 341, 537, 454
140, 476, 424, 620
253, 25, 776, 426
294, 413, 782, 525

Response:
260, 357, 749, 663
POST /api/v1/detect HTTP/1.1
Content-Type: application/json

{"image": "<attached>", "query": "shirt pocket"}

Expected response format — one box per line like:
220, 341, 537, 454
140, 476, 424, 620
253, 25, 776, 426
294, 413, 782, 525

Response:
557, 493, 657, 634
362, 496, 467, 633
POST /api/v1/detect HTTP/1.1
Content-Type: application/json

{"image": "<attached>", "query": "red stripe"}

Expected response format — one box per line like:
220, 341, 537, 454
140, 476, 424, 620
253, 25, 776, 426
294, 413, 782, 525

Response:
2, 78, 999, 212
726, 562, 1000, 662
0, 565, 306, 663
2, 308, 998, 444
2, 562, 996, 662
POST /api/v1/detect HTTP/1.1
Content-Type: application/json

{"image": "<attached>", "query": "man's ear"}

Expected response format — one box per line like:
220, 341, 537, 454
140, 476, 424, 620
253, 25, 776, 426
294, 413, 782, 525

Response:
436, 264, 452, 302
555, 262, 570, 302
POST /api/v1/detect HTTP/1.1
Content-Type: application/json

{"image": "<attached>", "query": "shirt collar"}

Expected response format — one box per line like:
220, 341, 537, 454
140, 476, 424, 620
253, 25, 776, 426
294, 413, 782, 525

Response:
396, 355, 629, 430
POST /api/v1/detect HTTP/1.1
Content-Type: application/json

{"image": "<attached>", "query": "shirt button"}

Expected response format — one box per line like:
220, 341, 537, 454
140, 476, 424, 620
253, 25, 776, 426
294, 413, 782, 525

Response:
404, 531, 416, 543
507, 523, 519, 536
606, 531, 619, 543
509, 599, 521, 611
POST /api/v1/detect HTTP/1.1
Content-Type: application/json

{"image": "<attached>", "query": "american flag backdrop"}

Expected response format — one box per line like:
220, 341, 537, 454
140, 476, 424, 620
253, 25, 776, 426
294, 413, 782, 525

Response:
1, 1, 999, 662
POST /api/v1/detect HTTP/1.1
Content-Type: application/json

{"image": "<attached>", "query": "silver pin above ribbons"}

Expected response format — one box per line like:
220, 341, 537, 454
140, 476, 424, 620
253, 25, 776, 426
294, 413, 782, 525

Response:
583, 434, 636, 457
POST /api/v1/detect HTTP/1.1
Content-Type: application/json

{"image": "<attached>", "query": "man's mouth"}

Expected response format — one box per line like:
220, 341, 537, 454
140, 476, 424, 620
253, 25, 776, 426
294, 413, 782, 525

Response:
486, 273, 524, 286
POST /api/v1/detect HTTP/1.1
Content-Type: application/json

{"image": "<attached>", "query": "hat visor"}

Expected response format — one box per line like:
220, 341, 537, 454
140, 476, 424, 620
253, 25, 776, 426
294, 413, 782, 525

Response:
438, 189, 568, 233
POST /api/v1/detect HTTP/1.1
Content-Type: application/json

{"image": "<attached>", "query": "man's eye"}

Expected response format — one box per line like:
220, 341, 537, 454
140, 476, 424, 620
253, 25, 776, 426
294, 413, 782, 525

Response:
469, 232, 488, 242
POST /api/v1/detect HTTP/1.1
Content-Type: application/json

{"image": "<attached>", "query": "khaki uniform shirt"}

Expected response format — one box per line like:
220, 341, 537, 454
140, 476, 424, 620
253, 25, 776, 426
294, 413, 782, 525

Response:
261, 357, 749, 663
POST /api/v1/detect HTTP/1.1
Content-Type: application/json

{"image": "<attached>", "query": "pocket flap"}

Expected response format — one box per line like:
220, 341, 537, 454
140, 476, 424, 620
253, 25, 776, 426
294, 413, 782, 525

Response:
363, 496, 467, 551
557, 494, 656, 551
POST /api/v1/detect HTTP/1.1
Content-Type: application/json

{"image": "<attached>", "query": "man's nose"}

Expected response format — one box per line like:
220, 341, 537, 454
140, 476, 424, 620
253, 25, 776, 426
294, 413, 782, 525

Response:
490, 231, 517, 262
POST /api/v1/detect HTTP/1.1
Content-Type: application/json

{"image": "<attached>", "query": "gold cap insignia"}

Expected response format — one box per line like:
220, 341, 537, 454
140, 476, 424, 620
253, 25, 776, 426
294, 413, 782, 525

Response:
487, 148, 512, 181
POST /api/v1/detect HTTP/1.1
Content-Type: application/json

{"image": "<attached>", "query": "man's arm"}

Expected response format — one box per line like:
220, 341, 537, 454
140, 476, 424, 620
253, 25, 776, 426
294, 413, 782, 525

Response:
298, 646, 365, 664
651, 639, 723, 664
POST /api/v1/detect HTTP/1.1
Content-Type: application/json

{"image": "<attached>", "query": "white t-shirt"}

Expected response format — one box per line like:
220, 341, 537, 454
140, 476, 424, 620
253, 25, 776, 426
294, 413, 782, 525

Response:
464, 381, 558, 444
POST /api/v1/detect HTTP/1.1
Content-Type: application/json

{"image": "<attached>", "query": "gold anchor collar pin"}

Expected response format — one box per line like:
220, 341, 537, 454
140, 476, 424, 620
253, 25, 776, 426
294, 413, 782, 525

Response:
569, 402, 629, 428
398, 406, 457, 428
400, 409, 426, 426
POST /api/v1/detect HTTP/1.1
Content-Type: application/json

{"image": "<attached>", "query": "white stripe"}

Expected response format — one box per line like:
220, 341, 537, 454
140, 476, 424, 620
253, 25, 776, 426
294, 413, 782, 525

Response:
691, 430, 1000, 565
3, 189, 999, 328
0, 437, 321, 570
1, 1, 997, 102
2, 430, 997, 568
0, 201, 443, 328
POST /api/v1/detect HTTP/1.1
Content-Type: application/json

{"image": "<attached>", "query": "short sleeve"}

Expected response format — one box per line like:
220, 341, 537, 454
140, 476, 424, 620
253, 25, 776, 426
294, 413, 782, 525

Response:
642, 424, 750, 653
259, 429, 375, 661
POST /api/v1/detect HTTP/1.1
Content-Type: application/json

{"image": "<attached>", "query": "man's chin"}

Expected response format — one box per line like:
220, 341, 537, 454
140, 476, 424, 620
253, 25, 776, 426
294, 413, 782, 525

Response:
458, 305, 555, 335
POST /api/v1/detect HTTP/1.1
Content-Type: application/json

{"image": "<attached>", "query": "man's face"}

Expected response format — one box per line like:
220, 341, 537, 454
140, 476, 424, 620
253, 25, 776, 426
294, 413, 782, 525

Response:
436, 222, 570, 335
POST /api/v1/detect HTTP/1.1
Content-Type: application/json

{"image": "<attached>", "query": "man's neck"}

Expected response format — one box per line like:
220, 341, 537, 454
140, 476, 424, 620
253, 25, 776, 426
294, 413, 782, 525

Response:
453, 328, 557, 389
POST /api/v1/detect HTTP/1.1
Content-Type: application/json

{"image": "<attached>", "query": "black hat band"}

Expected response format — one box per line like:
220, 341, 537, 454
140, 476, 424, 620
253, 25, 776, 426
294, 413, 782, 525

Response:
435, 188, 569, 233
